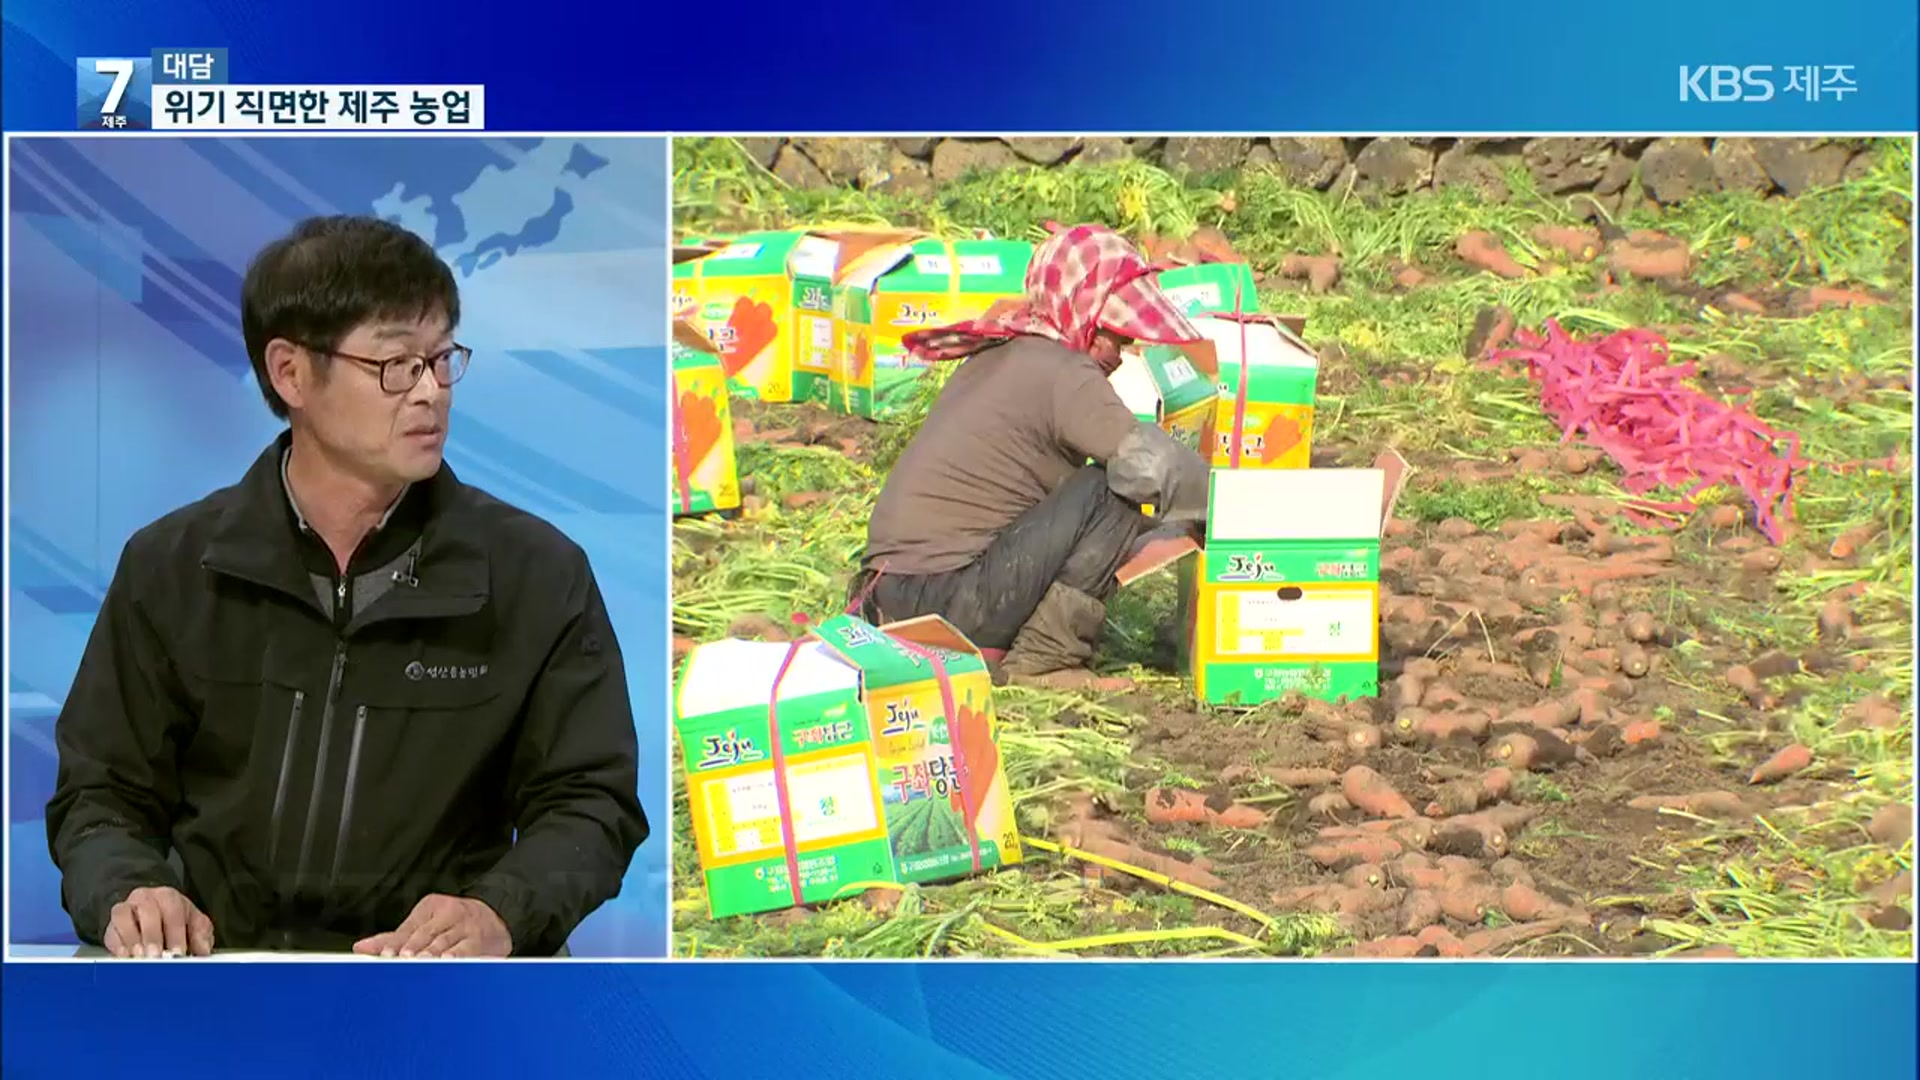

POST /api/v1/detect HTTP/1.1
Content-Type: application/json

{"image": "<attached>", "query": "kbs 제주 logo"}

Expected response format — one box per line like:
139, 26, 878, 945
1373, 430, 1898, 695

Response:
1678, 65, 1858, 103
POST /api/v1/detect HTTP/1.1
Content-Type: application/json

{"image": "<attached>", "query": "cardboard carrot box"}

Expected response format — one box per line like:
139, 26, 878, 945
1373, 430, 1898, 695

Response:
1193, 313, 1321, 470
831, 237, 1034, 421
672, 229, 919, 404
1180, 453, 1409, 705
673, 614, 1023, 919
1114, 340, 1220, 444
1113, 452, 1410, 707
1155, 261, 1260, 319
669, 319, 741, 517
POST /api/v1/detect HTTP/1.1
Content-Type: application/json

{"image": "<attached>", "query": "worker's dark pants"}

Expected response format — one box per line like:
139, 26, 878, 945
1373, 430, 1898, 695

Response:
853, 466, 1149, 651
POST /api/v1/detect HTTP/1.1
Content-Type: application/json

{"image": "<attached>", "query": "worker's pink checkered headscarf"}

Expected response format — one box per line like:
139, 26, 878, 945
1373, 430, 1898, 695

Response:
903, 223, 1203, 362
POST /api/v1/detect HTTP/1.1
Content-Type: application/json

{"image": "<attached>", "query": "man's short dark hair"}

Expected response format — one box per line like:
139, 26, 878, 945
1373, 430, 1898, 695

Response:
241, 216, 461, 419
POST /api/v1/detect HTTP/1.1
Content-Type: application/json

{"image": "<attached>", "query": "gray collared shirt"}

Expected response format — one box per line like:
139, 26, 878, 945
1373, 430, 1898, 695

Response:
280, 447, 408, 538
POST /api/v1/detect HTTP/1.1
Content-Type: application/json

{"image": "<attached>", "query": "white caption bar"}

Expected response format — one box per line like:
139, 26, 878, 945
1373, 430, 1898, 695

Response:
152, 85, 485, 130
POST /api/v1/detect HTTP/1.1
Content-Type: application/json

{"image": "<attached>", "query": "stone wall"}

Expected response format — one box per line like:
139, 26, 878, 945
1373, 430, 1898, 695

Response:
732, 137, 1885, 213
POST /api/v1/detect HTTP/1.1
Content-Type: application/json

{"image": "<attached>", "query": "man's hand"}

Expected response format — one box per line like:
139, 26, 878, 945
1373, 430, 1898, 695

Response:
353, 894, 512, 958
105, 886, 214, 958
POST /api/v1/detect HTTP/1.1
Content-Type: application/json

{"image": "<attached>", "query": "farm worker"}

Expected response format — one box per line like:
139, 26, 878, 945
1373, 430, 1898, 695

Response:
850, 223, 1211, 688
47, 216, 648, 958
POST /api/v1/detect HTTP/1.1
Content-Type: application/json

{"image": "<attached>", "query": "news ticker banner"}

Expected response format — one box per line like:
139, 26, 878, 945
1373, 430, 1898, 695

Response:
2, 961, 1915, 1078
76, 48, 482, 130
9, 0, 1916, 131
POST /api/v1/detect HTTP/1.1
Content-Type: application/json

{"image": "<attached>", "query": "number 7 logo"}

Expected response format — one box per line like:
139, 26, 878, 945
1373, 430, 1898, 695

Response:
94, 59, 135, 114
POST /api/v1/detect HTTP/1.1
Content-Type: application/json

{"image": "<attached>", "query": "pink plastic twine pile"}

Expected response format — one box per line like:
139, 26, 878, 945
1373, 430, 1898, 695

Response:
1489, 320, 1809, 543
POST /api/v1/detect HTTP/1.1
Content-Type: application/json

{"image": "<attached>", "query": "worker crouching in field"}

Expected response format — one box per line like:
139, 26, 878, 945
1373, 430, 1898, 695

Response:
850, 224, 1211, 689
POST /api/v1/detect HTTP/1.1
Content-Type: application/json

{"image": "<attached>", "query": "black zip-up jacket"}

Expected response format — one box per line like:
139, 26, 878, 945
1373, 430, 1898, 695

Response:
46, 434, 649, 955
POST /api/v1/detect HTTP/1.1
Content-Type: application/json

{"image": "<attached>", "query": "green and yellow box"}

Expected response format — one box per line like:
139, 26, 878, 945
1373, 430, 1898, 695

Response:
674, 613, 1024, 919
1173, 456, 1409, 706
831, 237, 1033, 420
1193, 313, 1321, 470
1112, 341, 1221, 443
672, 230, 917, 404
1155, 261, 1260, 319
669, 318, 741, 517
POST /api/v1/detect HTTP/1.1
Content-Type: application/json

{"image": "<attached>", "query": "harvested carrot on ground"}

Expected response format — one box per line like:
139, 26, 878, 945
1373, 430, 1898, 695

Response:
1144, 787, 1270, 828
1434, 855, 1486, 880
1442, 813, 1512, 857
1398, 890, 1444, 932
1476, 804, 1540, 834
1627, 791, 1749, 818
1623, 611, 1659, 643
1221, 765, 1340, 788
1414, 924, 1471, 958
1435, 884, 1500, 922
1462, 917, 1585, 955
1341, 863, 1388, 889
1617, 644, 1651, 678
1502, 700, 1575, 731
1494, 731, 1578, 771
1489, 858, 1535, 888
1621, 718, 1662, 745
1867, 804, 1912, 847
1430, 823, 1500, 859
1306, 835, 1404, 869
1500, 881, 1578, 922
1817, 595, 1855, 641
1428, 779, 1490, 818
1749, 744, 1814, 785
1351, 936, 1427, 958
1828, 522, 1878, 560
1342, 765, 1417, 819
1418, 710, 1494, 744
1308, 791, 1354, 819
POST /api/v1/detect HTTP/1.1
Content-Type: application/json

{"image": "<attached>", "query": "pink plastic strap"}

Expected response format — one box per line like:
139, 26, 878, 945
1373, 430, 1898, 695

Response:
669, 372, 694, 515
764, 640, 806, 906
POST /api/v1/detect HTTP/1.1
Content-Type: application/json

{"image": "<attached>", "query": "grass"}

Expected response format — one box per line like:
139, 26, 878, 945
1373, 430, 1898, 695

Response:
671, 137, 1914, 959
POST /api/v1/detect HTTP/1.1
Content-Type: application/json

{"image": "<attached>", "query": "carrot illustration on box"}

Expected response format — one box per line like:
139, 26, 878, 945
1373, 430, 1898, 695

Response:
669, 319, 740, 517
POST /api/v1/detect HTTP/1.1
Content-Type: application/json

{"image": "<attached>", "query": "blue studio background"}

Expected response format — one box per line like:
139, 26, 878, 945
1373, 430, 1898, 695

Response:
5, 135, 670, 957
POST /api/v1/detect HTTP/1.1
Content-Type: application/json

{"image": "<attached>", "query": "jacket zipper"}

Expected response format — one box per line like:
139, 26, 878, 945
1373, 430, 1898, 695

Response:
328, 706, 370, 888
267, 691, 306, 867
292, 645, 348, 894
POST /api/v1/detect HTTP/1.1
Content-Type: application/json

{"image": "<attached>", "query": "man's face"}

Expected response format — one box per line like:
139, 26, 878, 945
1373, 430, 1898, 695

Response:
275, 314, 454, 486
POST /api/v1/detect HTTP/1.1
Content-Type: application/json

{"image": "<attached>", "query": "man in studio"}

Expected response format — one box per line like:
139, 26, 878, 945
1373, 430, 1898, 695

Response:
46, 215, 649, 958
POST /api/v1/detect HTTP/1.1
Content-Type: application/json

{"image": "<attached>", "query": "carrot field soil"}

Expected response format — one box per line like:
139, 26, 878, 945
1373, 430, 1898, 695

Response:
670, 138, 1915, 959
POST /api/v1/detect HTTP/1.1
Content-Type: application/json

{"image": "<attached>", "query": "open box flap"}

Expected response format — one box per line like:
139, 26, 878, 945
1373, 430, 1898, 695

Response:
673, 243, 722, 265
1374, 448, 1412, 532
1116, 529, 1202, 587
880, 614, 985, 658
1108, 352, 1167, 421
1192, 314, 1317, 375
1206, 466, 1393, 543
672, 317, 721, 355
807, 613, 986, 688
673, 638, 860, 727
807, 227, 928, 274
1118, 448, 1411, 583
835, 237, 926, 288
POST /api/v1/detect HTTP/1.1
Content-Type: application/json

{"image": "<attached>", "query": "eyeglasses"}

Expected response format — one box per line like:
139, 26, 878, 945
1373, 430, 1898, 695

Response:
303, 343, 472, 394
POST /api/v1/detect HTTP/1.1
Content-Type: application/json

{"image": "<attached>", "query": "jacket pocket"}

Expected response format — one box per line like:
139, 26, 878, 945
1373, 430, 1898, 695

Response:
327, 649, 506, 893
